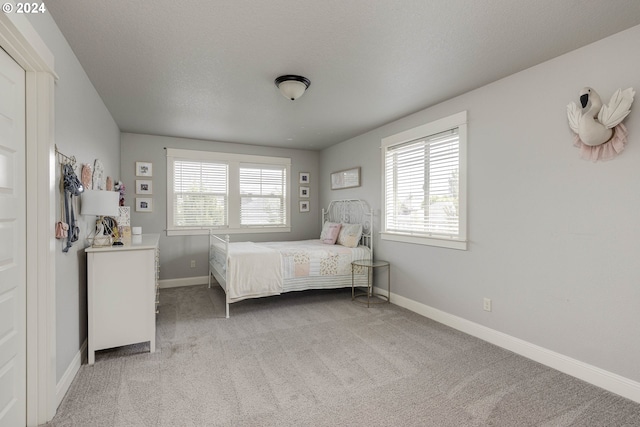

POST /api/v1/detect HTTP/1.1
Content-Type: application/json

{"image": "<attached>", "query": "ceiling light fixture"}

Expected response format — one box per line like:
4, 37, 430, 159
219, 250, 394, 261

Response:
274, 75, 311, 101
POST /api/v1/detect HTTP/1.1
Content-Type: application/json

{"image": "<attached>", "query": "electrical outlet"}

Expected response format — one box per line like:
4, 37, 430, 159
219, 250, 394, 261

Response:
483, 297, 492, 312
190, 260, 196, 268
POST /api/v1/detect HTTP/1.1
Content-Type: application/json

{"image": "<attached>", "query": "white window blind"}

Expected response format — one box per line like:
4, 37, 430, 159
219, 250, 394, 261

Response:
173, 160, 228, 227
166, 148, 291, 235
382, 111, 467, 249
239, 163, 287, 227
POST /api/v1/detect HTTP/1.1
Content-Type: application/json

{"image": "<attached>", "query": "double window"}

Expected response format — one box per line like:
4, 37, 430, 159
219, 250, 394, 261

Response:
166, 148, 290, 235
382, 111, 467, 250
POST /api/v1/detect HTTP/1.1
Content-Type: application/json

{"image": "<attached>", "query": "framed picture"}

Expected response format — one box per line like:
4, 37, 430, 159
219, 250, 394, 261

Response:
136, 161, 153, 177
331, 167, 361, 190
299, 172, 310, 184
299, 186, 309, 198
299, 200, 310, 213
135, 197, 153, 212
117, 206, 131, 226
136, 179, 153, 194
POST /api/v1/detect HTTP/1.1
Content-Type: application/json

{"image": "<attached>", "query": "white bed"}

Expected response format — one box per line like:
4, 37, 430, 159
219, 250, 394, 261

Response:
208, 199, 373, 317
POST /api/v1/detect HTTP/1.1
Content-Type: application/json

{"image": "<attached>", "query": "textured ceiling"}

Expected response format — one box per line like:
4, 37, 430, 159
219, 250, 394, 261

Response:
45, 0, 640, 150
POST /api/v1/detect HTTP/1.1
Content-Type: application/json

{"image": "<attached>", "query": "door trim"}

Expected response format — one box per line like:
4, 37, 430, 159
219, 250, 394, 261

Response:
0, 10, 57, 426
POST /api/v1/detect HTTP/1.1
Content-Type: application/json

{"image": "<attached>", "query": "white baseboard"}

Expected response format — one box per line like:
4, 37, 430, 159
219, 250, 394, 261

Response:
375, 287, 640, 404
56, 339, 87, 408
159, 276, 208, 289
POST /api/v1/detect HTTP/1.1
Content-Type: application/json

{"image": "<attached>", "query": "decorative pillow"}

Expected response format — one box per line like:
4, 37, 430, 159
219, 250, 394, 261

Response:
337, 223, 363, 248
320, 222, 342, 244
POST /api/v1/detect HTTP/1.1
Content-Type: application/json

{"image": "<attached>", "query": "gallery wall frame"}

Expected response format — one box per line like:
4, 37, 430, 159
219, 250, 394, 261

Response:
136, 161, 153, 177
136, 197, 153, 212
136, 179, 152, 194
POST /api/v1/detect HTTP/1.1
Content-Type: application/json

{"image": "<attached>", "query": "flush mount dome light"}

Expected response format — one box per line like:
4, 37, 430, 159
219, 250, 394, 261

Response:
274, 75, 311, 100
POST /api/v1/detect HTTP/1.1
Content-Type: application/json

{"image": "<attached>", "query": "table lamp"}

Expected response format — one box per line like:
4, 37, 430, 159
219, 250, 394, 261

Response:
81, 190, 120, 247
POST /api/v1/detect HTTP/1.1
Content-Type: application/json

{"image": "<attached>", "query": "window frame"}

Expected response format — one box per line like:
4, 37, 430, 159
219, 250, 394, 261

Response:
381, 111, 467, 250
166, 148, 291, 236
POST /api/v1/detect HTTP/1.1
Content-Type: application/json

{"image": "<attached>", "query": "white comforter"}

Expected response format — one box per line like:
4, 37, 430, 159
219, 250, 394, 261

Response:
227, 242, 283, 302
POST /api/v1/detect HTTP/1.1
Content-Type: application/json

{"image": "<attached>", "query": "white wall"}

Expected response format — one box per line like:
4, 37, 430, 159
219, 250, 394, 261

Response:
26, 14, 120, 382
120, 133, 320, 280
320, 25, 640, 384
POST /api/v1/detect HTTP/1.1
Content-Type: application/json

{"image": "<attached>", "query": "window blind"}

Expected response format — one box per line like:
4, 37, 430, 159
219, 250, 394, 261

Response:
385, 128, 460, 238
167, 148, 291, 235
173, 160, 228, 227
239, 163, 287, 227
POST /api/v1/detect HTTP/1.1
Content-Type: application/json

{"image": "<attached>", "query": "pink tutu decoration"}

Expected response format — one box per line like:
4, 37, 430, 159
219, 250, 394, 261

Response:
573, 123, 628, 162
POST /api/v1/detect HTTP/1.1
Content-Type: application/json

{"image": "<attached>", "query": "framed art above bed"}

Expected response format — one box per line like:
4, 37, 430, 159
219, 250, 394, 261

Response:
331, 167, 360, 190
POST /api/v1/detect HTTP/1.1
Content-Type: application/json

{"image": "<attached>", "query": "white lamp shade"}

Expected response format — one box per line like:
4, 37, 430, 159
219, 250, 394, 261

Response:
277, 80, 307, 100
81, 190, 119, 217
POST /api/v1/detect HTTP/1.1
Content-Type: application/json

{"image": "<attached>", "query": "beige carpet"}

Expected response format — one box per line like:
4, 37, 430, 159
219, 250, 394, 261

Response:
48, 285, 640, 426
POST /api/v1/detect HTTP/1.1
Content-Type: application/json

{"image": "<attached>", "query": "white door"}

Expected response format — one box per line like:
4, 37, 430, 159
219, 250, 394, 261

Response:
0, 47, 26, 426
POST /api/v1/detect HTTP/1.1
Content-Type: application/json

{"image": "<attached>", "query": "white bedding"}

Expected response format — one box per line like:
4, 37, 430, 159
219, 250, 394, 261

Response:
227, 242, 283, 302
214, 239, 371, 302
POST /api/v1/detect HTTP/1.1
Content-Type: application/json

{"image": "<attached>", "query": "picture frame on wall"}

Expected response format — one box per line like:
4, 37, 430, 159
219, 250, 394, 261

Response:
136, 161, 153, 177
299, 200, 310, 213
299, 172, 310, 184
136, 179, 153, 195
135, 197, 153, 212
299, 186, 309, 198
331, 166, 361, 190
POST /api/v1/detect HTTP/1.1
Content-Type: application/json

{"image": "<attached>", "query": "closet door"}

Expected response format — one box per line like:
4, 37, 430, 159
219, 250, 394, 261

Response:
0, 47, 27, 426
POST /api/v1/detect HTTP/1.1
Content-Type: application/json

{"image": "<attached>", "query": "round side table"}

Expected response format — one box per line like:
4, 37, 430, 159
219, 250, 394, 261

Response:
351, 259, 390, 307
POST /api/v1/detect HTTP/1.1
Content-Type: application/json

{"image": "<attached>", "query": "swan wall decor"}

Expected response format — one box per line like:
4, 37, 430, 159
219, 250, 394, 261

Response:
567, 87, 635, 162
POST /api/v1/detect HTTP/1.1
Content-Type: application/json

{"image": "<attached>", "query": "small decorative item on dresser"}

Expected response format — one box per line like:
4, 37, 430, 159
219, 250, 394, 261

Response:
136, 197, 153, 212
299, 186, 309, 198
299, 172, 310, 184
117, 206, 131, 243
114, 181, 126, 206
299, 200, 310, 212
136, 179, 153, 194
136, 161, 153, 177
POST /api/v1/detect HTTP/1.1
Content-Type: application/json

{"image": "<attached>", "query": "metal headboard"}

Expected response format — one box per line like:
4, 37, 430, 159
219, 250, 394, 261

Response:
322, 199, 373, 259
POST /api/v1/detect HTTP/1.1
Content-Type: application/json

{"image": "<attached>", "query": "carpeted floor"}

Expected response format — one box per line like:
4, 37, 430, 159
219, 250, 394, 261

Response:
47, 285, 640, 426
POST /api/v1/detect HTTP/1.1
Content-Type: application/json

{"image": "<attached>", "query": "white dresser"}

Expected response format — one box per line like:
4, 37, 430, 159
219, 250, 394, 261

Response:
86, 234, 160, 365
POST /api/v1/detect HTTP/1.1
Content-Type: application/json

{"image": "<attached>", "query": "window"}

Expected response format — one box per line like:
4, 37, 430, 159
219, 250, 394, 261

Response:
239, 164, 287, 226
173, 160, 228, 227
167, 148, 290, 235
381, 111, 467, 250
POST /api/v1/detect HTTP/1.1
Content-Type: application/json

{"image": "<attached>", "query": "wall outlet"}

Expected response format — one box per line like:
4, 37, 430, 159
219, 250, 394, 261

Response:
190, 260, 196, 268
483, 297, 492, 312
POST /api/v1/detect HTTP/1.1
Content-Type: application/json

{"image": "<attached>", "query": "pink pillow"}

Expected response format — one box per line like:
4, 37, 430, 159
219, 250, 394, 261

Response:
320, 222, 342, 244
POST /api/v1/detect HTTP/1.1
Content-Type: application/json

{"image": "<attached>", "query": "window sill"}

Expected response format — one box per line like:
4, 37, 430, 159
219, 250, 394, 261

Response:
380, 232, 467, 250
167, 227, 291, 237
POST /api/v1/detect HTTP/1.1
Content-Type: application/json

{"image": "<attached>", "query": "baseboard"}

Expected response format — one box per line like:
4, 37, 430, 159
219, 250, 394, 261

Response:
56, 339, 87, 408
158, 276, 208, 289
375, 286, 640, 404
